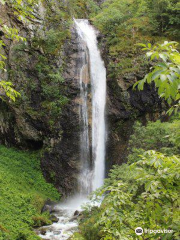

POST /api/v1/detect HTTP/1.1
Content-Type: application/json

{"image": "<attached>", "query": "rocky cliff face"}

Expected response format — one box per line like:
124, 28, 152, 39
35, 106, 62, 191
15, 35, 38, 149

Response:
106, 76, 164, 169
41, 27, 87, 196
101, 36, 165, 168
0, 3, 84, 196
0, 3, 165, 195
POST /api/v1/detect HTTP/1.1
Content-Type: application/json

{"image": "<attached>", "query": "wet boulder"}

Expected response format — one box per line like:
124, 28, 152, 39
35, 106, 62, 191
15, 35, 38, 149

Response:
41, 199, 57, 214
50, 215, 59, 223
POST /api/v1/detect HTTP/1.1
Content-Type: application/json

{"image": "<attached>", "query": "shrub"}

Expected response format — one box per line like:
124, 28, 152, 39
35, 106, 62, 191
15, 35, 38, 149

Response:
128, 118, 180, 163
78, 151, 180, 240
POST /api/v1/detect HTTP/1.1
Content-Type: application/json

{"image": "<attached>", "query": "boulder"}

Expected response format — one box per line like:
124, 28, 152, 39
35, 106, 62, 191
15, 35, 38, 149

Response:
50, 215, 59, 223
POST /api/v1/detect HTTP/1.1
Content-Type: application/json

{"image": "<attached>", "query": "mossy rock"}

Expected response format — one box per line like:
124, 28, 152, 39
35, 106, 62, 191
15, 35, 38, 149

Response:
32, 215, 52, 228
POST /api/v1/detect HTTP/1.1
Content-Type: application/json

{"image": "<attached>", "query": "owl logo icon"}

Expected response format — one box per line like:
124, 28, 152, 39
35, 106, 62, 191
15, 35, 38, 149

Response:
135, 227, 143, 235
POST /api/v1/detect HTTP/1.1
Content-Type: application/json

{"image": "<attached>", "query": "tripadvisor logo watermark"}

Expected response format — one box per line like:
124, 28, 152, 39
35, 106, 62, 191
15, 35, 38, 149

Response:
135, 227, 173, 235
135, 227, 143, 235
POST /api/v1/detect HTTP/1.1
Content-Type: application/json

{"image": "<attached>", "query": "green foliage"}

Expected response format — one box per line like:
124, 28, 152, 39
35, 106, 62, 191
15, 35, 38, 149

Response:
0, 145, 59, 240
92, 0, 180, 79
78, 151, 180, 240
0, 41, 6, 70
32, 213, 52, 228
65, 0, 100, 18
75, 118, 180, 240
107, 0, 179, 39
32, 28, 70, 55
43, 29, 69, 54
4, 0, 38, 20
70, 232, 86, 240
0, 0, 99, 103
0, 1, 70, 125
33, 55, 69, 121
2, 25, 26, 42
128, 119, 180, 163
143, 0, 180, 37
0, 0, 37, 101
134, 41, 180, 110
0, 81, 21, 101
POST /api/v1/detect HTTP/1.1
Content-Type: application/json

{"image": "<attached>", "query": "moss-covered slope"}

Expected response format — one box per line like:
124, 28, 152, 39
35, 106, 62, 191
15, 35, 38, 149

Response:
0, 145, 59, 240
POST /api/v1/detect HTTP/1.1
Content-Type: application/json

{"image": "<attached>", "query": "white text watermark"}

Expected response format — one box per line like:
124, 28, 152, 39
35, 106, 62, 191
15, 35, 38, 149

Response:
135, 227, 173, 235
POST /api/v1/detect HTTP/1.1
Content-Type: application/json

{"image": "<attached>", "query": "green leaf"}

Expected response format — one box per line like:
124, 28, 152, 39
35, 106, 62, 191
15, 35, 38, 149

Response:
0, 0, 5, 4
152, 69, 164, 80
159, 53, 168, 62
136, 43, 146, 47
160, 74, 167, 81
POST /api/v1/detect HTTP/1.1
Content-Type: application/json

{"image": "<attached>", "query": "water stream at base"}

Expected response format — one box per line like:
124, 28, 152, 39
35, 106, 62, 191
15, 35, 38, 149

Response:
37, 196, 88, 240
37, 19, 106, 240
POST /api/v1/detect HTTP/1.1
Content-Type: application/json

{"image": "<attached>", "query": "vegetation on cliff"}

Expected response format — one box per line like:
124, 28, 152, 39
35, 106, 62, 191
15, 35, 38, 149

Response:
0, 145, 59, 240
0, 0, 38, 101
72, 117, 180, 240
128, 117, 180, 163
92, 0, 180, 79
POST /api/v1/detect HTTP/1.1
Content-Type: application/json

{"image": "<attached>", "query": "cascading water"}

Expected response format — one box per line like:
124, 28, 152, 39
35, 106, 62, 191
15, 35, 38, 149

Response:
76, 19, 106, 193
77, 29, 92, 195
37, 19, 106, 240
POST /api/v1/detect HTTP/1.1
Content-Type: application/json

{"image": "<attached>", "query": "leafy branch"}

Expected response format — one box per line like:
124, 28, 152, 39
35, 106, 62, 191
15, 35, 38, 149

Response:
0, 81, 21, 102
133, 41, 180, 114
0, 0, 37, 101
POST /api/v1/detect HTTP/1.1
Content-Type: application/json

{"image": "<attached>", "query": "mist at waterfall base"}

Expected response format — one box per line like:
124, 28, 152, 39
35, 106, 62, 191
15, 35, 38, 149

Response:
38, 19, 106, 240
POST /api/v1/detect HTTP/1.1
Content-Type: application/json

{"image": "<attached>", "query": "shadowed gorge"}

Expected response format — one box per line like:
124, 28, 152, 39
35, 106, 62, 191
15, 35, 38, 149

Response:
0, 0, 179, 240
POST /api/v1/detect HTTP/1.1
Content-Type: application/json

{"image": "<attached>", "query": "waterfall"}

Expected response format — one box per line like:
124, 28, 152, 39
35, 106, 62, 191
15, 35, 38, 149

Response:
76, 26, 92, 195
75, 19, 107, 191
38, 19, 106, 240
